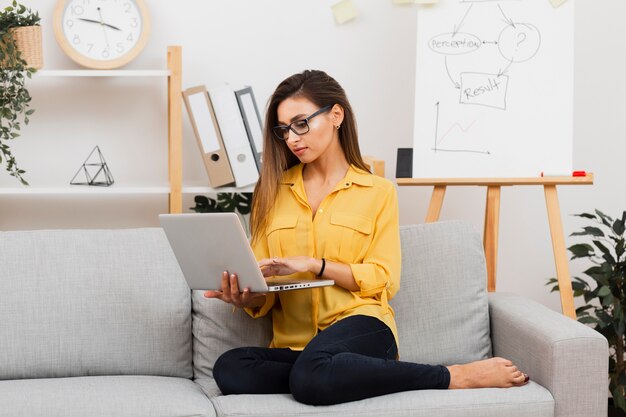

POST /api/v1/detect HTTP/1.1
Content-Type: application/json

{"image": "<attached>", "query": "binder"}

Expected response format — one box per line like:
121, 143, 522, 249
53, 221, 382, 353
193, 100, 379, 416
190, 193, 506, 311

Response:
182, 86, 235, 187
208, 84, 259, 188
234, 86, 264, 171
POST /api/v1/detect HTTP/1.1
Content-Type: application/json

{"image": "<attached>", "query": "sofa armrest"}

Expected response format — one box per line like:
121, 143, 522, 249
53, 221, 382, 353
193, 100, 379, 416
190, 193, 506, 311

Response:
488, 292, 608, 417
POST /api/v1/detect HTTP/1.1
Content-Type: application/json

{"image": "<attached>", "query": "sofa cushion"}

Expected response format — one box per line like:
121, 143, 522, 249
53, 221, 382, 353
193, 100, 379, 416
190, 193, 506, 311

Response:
0, 228, 192, 380
391, 221, 492, 365
209, 382, 553, 417
0, 376, 215, 417
192, 291, 272, 380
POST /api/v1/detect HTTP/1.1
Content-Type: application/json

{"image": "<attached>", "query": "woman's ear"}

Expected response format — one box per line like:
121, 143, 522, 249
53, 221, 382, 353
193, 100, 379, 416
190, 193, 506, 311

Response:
331, 104, 345, 128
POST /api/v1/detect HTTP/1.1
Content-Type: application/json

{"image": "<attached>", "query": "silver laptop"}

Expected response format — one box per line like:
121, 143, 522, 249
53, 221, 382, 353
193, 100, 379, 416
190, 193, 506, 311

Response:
159, 213, 334, 292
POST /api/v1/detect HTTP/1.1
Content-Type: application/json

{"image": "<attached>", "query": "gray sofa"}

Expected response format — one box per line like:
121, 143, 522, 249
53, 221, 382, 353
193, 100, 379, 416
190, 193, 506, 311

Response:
0, 221, 608, 417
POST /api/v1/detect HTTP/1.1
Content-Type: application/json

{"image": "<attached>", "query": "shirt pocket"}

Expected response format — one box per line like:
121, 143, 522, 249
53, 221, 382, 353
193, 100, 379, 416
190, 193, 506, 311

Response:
329, 212, 373, 262
266, 215, 299, 257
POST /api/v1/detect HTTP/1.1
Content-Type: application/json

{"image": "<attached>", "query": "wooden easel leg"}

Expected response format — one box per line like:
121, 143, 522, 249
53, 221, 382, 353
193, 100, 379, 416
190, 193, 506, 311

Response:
168, 46, 183, 214
484, 186, 501, 292
544, 185, 576, 319
426, 186, 446, 223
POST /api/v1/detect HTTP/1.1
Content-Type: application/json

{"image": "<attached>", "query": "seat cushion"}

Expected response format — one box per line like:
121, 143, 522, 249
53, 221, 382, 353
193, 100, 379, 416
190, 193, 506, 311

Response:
210, 381, 553, 417
0, 376, 215, 417
0, 228, 192, 380
391, 221, 492, 365
192, 291, 272, 379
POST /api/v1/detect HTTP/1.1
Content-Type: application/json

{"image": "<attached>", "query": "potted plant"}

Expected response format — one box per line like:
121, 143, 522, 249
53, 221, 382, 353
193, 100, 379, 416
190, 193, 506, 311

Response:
191, 193, 253, 236
0, 1, 41, 185
547, 209, 626, 414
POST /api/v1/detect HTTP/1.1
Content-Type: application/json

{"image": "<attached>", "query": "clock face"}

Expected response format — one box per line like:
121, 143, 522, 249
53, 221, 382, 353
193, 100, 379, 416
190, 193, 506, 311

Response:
54, 0, 150, 69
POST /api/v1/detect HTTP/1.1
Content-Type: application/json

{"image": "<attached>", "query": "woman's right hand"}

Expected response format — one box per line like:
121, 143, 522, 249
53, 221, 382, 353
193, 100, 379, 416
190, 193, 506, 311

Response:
203, 271, 267, 309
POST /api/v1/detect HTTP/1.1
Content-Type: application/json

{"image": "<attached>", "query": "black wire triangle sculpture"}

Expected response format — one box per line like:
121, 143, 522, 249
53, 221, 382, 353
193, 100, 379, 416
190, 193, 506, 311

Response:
70, 146, 115, 186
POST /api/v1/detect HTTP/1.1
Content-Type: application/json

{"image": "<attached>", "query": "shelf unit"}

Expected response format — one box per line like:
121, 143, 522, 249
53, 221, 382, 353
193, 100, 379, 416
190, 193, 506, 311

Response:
0, 184, 255, 195
2, 46, 184, 214
4, 47, 256, 225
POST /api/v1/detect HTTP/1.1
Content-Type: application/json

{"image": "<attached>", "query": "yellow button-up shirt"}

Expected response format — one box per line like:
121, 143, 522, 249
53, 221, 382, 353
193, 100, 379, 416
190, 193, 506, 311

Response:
246, 163, 401, 351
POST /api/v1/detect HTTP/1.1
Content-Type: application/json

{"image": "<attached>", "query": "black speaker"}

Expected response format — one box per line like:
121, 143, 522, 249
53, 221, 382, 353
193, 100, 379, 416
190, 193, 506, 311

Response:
396, 148, 413, 178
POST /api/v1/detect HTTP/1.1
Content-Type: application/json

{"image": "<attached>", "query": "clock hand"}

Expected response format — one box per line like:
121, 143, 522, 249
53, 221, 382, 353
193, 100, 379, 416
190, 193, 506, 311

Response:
97, 7, 110, 48
77, 17, 121, 31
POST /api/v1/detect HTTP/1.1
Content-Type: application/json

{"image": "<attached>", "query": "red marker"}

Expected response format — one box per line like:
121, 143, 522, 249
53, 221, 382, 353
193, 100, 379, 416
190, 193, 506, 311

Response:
540, 171, 587, 177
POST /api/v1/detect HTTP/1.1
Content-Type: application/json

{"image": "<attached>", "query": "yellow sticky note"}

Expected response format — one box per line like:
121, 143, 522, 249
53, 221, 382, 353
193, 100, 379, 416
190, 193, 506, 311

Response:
414, 0, 439, 4
549, 0, 568, 7
332, 0, 358, 24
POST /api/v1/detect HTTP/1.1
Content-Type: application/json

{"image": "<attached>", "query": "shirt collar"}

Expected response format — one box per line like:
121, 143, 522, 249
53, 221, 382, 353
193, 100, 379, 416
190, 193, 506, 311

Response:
280, 163, 374, 188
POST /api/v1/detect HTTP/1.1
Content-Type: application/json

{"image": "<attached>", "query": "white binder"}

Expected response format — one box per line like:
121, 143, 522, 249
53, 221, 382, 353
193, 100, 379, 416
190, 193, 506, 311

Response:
182, 86, 235, 188
208, 84, 259, 188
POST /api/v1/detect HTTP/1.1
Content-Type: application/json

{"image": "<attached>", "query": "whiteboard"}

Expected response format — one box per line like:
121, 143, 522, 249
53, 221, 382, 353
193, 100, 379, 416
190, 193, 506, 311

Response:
412, 0, 574, 178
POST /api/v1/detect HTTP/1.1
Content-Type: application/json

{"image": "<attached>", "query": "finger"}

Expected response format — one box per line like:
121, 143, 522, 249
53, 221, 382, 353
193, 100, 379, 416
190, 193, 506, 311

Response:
258, 259, 274, 268
220, 271, 232, 302
262, 266, 276, 277
230, 274, 242, 303
240, 287, 251, 305
204, 290, 222, 299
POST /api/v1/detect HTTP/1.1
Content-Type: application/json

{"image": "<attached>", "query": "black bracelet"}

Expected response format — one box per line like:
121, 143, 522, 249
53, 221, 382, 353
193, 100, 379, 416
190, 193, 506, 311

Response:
316, 258, 326, 277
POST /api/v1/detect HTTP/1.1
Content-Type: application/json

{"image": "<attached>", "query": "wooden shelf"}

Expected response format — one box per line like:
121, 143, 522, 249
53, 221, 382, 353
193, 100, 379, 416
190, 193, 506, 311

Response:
0, 185, 255, 195
2, 47, 185, 216
36, 70, 171, 77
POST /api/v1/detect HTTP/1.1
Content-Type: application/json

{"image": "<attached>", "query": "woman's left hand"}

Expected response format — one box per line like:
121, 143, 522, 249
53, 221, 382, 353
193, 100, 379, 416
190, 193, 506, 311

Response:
258, 256, 316, 277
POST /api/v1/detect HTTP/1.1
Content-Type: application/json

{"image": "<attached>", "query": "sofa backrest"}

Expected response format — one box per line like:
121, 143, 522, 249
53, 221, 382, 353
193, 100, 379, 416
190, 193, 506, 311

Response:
0, 228, 192, 380
392, 221, 492, 365
190, 220, 492, 379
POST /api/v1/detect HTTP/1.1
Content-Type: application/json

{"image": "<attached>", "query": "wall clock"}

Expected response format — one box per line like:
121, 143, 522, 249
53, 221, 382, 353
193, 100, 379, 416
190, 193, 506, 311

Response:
53, 0, 151, 69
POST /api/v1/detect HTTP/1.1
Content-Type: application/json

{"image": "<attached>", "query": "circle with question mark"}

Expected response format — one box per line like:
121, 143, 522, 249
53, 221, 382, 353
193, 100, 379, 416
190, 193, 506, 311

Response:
497, 23, 541, 63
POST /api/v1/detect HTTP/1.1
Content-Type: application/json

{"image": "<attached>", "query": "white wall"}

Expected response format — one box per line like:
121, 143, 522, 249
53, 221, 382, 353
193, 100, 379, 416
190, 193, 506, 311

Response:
1, 0, 624, 314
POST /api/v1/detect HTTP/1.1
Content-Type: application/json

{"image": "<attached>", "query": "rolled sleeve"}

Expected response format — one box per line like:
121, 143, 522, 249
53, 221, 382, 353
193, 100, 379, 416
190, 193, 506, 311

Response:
350, 185, 401, 300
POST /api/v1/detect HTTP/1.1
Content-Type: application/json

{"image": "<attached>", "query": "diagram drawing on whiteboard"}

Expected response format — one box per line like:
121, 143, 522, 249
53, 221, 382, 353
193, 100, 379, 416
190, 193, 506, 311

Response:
413, 0, 573, 178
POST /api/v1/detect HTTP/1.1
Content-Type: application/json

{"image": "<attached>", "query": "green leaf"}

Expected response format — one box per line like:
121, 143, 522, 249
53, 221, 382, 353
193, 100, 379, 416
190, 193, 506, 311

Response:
578, 316, 598, 324
602, 293, 615, 307
571, 226, 605, 237
568, 243, 594, 259
613, 386, 626, 412
574, 213, 597, 220
593, 240, 617, 264
596, 209, 614, 227
598, 286, 611, 297
614, 218, 626, 236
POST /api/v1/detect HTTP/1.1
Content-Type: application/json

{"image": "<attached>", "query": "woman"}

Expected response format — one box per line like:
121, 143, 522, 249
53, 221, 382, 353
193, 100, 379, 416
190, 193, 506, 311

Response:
205, 70, 529, 405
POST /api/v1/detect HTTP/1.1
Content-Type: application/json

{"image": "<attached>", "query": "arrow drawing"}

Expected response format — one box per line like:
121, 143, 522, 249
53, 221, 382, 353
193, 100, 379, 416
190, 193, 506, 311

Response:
498, 4, 516, 28
444, 57, 460, 89
497, 58, 514, 77
434, 101, 440, 150
452, 4, 474, 37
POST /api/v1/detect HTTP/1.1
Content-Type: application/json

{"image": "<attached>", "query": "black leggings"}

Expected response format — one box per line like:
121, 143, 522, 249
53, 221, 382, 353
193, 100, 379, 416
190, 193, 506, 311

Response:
213, 315, 450, 405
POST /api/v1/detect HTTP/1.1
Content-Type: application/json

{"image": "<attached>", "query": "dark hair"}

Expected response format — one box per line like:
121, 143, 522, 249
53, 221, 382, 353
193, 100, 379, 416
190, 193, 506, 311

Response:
250, 70, 370, 243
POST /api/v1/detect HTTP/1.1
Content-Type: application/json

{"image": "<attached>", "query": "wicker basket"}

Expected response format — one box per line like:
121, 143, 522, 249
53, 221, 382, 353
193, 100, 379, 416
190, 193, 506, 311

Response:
8, 25, 43, 69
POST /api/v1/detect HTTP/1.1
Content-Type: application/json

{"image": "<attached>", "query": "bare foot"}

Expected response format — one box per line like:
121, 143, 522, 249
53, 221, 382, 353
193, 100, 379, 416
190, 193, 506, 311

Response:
446, 357, 529, 389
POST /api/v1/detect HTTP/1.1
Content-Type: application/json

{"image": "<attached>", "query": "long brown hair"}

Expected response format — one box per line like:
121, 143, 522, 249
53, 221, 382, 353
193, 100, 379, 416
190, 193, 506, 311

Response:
250, 70, 370, 244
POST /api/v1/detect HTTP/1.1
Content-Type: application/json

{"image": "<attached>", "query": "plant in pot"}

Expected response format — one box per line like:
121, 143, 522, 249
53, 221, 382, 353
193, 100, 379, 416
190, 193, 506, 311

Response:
547, 209, 626, 414
190, 193, 253, 236
0, 0, 42, 185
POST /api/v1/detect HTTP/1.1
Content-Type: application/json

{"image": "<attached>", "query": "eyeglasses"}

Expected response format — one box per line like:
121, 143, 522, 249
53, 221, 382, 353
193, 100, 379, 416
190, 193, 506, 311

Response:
272, 105, 333, 141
